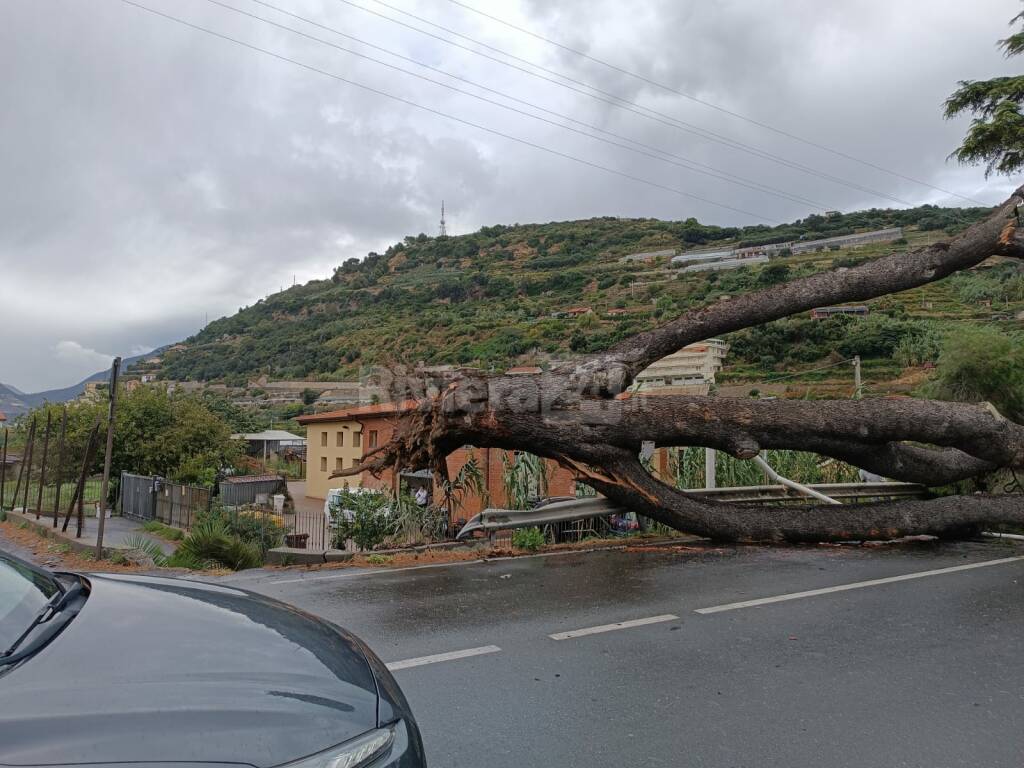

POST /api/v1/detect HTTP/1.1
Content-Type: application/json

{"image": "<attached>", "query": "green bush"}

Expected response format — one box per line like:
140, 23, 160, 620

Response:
198, 502, 285, 554
329, 490, 396, 551
512, 527, 546, 551
923, 326, 1024, 421
227, 509, 286, 554
167, 517, 262, 570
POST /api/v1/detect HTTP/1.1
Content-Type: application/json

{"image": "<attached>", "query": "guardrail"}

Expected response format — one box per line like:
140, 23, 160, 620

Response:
457, 482, 927, 538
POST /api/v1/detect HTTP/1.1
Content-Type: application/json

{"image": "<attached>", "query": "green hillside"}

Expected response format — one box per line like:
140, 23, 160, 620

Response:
156, 204, 1014, 388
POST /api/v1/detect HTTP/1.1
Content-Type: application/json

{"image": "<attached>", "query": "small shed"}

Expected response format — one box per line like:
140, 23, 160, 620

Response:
232, 430, 306, 461
219, 473, 290, 509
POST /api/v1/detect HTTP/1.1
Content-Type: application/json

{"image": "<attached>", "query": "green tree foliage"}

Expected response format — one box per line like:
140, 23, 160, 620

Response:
113, 387, 240, 485
16, 386, 240, 488
923, 326, 1024, 421
945, 7, 1024, 175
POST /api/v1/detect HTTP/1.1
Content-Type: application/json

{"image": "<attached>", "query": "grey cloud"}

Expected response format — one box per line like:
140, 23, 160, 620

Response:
0, 0, 1013, 389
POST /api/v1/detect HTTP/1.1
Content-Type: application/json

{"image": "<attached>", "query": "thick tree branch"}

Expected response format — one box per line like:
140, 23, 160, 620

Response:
357, 185, 1024, 542
577, 445, 1024, 543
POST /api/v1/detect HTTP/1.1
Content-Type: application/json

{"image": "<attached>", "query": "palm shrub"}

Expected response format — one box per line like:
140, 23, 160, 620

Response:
167, 517, 262, 570
119, 534, 169, 566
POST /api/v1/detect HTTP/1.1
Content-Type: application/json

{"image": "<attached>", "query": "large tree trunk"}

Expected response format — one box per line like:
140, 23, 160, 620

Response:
342, 187, 1024, 542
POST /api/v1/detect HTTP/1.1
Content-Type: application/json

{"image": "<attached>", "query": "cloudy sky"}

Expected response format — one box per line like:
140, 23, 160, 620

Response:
0, 0, 1019, 391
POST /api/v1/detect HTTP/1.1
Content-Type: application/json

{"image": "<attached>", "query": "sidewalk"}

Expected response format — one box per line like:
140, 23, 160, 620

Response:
3, 509, 177, 556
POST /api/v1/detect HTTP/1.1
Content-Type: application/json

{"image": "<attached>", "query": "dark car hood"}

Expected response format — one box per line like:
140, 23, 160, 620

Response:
0, 574, 379, 768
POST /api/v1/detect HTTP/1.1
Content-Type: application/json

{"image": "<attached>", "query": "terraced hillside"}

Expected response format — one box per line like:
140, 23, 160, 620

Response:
155, 204, 1019, 394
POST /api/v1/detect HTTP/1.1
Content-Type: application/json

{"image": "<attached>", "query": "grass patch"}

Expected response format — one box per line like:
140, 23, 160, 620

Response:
141, 520, 185, 541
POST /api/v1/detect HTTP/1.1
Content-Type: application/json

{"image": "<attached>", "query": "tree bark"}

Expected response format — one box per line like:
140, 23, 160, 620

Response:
343, 187, 1024, 542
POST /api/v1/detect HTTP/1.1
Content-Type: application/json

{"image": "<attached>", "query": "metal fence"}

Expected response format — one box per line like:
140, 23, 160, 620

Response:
292, 506, 332, 551
156, 482, 210, 529
2, 477, 102, 514
121, 472, 157, 521
120, 472, 210, 529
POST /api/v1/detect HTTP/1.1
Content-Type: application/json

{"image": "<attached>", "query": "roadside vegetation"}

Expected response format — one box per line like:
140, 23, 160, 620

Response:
5, 387, 241, 501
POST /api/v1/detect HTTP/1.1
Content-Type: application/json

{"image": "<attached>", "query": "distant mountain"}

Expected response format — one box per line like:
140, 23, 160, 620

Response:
0, 382, 32, 418
0, 349, 159, 418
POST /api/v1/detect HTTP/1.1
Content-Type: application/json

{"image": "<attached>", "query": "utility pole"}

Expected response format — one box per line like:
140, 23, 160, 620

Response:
853, 355, 863, 399
705, 448, 717, 490
96, 357, 121, 558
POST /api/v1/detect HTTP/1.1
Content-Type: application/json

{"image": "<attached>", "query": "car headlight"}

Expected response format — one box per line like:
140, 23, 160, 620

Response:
281, 725, 396, 768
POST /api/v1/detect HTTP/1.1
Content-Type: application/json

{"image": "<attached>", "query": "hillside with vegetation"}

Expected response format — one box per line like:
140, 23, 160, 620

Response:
155, 203, 1019, 396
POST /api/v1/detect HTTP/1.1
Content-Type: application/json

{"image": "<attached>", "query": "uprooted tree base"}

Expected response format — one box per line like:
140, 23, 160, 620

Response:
338, 187, 1024, 543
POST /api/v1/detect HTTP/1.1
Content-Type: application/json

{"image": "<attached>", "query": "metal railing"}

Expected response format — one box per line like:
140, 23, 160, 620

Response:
292, 506, 332, 551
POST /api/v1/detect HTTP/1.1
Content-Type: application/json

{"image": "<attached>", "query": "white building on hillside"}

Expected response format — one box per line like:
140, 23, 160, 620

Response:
634, 339, 729, 394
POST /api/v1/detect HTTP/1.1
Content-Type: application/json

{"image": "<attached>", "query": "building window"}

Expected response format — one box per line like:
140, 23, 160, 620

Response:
353, 431, 361, 447
337, 431, 345, 448
320, 431, 327, 447
336, 457, 343, 471
369, 430, 378, 448
320, 456, 327, 472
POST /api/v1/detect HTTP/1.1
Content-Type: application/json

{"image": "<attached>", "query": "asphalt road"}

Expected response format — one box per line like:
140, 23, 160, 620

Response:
222, 541, 1024, 768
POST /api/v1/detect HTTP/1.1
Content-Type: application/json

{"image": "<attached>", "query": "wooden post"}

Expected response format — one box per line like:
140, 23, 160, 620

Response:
95, 357, 120, 558
34, 411, 52, 520
9, 423, 28, 513
853, 355, 863, 399
62, 418, 101, 536
19, 418, 37, 515
52, 408, 67, 528
0, 428, 7, 511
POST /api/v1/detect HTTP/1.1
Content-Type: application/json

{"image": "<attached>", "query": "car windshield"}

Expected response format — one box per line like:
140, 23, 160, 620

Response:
0, 554, 60, 651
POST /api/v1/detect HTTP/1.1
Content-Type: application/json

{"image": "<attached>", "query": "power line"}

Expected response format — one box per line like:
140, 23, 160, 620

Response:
116, 0, 776, 222
212, 0, 827, 209
336, 0, 919, 207
441, 0, 987, 207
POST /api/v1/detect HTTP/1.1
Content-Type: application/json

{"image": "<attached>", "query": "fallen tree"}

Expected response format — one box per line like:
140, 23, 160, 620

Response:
338, 187, 1024, 542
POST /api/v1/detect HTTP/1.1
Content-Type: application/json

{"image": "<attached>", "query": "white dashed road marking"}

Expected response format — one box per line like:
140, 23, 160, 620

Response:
549, 614, 679, 640
385, 645, 502, 671
694, 555, 1024, 614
